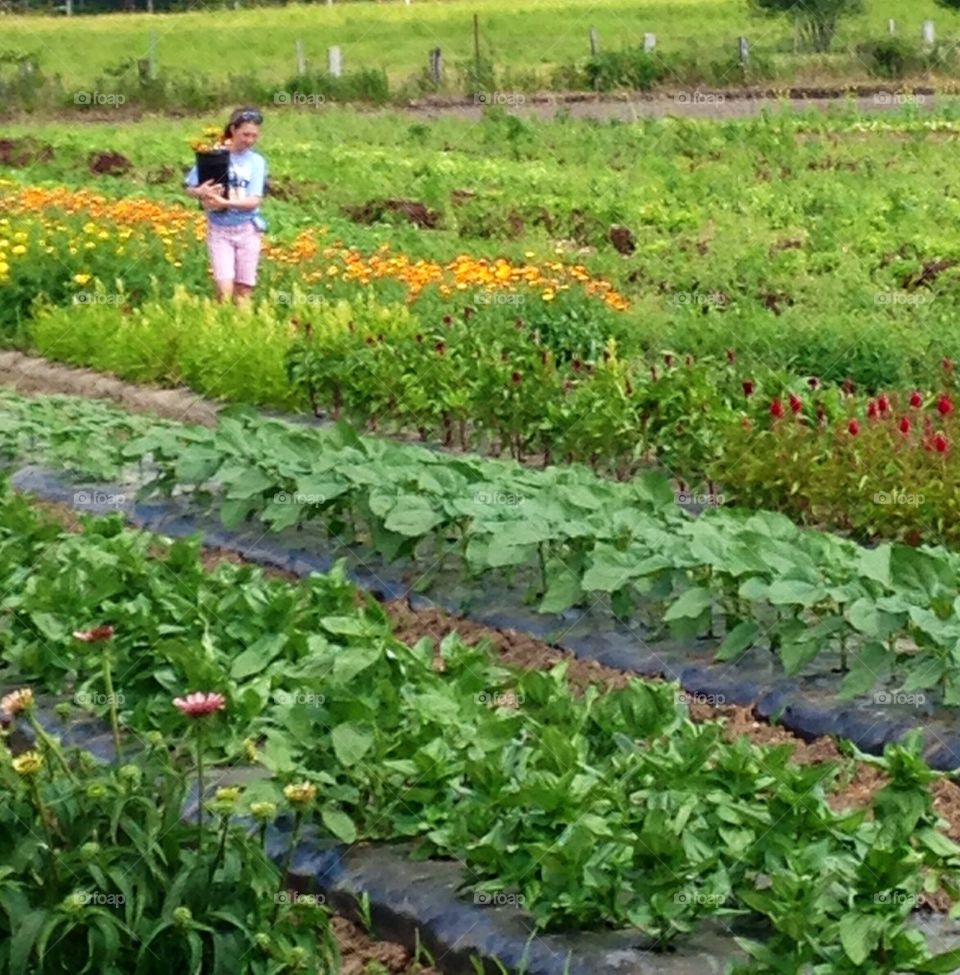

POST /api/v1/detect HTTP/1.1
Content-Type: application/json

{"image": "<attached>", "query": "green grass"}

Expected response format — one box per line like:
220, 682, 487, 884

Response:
3, 0, 960, 93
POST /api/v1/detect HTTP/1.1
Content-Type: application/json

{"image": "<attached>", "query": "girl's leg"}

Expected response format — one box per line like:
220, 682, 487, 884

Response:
206, 225, 237, 303
233, 223, 263, 305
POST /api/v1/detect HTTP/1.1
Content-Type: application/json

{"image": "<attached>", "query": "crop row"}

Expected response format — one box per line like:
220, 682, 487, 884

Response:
26, 288, 960, 547
3, 389, 960, 707
2, 482, 959, 973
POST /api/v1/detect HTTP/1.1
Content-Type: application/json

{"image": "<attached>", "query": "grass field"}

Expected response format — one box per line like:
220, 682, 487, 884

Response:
3, 0, 960, 94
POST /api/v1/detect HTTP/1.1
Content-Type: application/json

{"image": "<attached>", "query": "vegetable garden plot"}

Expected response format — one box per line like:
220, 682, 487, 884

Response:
4, 486, 960, 974
6, 388, 960, 766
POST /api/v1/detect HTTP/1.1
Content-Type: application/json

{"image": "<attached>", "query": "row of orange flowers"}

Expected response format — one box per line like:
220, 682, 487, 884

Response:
1, 184, 630, 311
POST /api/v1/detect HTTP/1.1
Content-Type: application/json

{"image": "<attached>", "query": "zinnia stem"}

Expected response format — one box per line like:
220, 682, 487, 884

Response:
28, 778, 60, 887
27, 714, 78, 786
274, 810, 303, 922
196, 722, 205, 846
102, 651, 121, 759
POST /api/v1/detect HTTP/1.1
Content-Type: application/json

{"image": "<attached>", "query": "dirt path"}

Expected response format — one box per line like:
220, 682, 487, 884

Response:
394, 87, 951, 122
0, 350, 219, 427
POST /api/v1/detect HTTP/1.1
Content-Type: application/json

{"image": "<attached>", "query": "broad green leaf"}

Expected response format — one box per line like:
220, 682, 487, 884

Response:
664, 587, 713, 622
331, 723, 375, 767
322, 807, 358, 843
716, 621, 761, 662
766, 579, 827, 607
838, 914, 884, 966
230, 634, 287, 680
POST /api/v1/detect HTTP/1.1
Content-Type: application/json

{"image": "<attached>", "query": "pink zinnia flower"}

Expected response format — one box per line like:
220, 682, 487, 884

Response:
73, 625, 115, 643
173, 692, 226, 718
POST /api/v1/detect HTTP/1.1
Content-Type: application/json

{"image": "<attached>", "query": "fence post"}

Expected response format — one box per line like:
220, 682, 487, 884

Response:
429, 47, 443, 84
922, 20, 935, 46
589, 27, 598, 56
738, 36, 749, 64
296, 39, 306, 75
643, 32, 656, 53
328, 45, 342, 78
888, 18, 895, 35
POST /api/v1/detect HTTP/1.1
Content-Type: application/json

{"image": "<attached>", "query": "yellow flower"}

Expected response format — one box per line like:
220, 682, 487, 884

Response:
73, 273, 92, 286
12, 750, 44, 776
10, 245, 26, 256
283, 781, 317, 809
0, 261, 9, 276
243, 737, 258, 762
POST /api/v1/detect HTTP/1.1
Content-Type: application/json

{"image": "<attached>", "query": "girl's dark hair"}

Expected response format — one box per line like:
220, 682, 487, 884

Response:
222, 107, 263, 142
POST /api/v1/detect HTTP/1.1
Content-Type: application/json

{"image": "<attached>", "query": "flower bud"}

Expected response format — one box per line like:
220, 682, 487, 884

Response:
62, 892, 88, 915
283, 782, 318, 810
80, 842, 101, 860
250, 801, 278, 823
173, 906, 193, 929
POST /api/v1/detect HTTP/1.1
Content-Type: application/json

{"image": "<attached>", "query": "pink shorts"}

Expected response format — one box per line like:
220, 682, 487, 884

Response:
206, 221, 263, 286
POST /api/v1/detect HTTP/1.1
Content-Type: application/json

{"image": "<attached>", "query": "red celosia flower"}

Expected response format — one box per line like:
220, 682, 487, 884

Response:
463, 306, 475, 320
807, 377, 820, 390
877, 394, 890, 415
910, 390, 923, 408
571, 359, 582, 372
73, 625, 115, 643
685, 355, 694, 366
815, 403, 826, 423
848, 419, 860, 436
899, 417, 911, 435
789, 394, 803, 415
934, 432, 949, 454
938, 394, 954, 417
511, 371, 522, 384
726, 349, 736, 364
173, 692, 226, 718
650, 366, 658, 381
742, 380, 755, 397
842, 379, 856, 396
943, 357, 955, 374
434, 341, 445, 356
867, 400, 879, 420
770, 398, 785, 419
664, 354, 674, 367
442, 314, 453, 325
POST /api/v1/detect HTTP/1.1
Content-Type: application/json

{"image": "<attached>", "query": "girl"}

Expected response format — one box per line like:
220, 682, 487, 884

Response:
185, 107, 268, 304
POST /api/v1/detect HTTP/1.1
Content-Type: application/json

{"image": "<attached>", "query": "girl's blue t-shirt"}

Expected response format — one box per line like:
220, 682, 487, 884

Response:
185, 149, 267, 228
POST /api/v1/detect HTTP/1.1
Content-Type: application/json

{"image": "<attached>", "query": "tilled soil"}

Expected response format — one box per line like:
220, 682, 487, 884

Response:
0, 351, 219, 427
334, 915, 440, 975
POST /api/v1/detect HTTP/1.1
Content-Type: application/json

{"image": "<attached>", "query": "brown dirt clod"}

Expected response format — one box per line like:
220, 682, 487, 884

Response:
0, 137, 54, 167
343, 198, 440, 229
609, 224, 636, 255
88, 151, 134, 176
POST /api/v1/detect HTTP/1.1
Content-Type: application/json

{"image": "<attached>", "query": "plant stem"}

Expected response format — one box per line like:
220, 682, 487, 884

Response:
102, 651, 121, 759
274, 810, 304, 922
209, 814, 230, 883
196, 722, 205, 846
29, 778, 60, 887
27, 714, 78, 786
